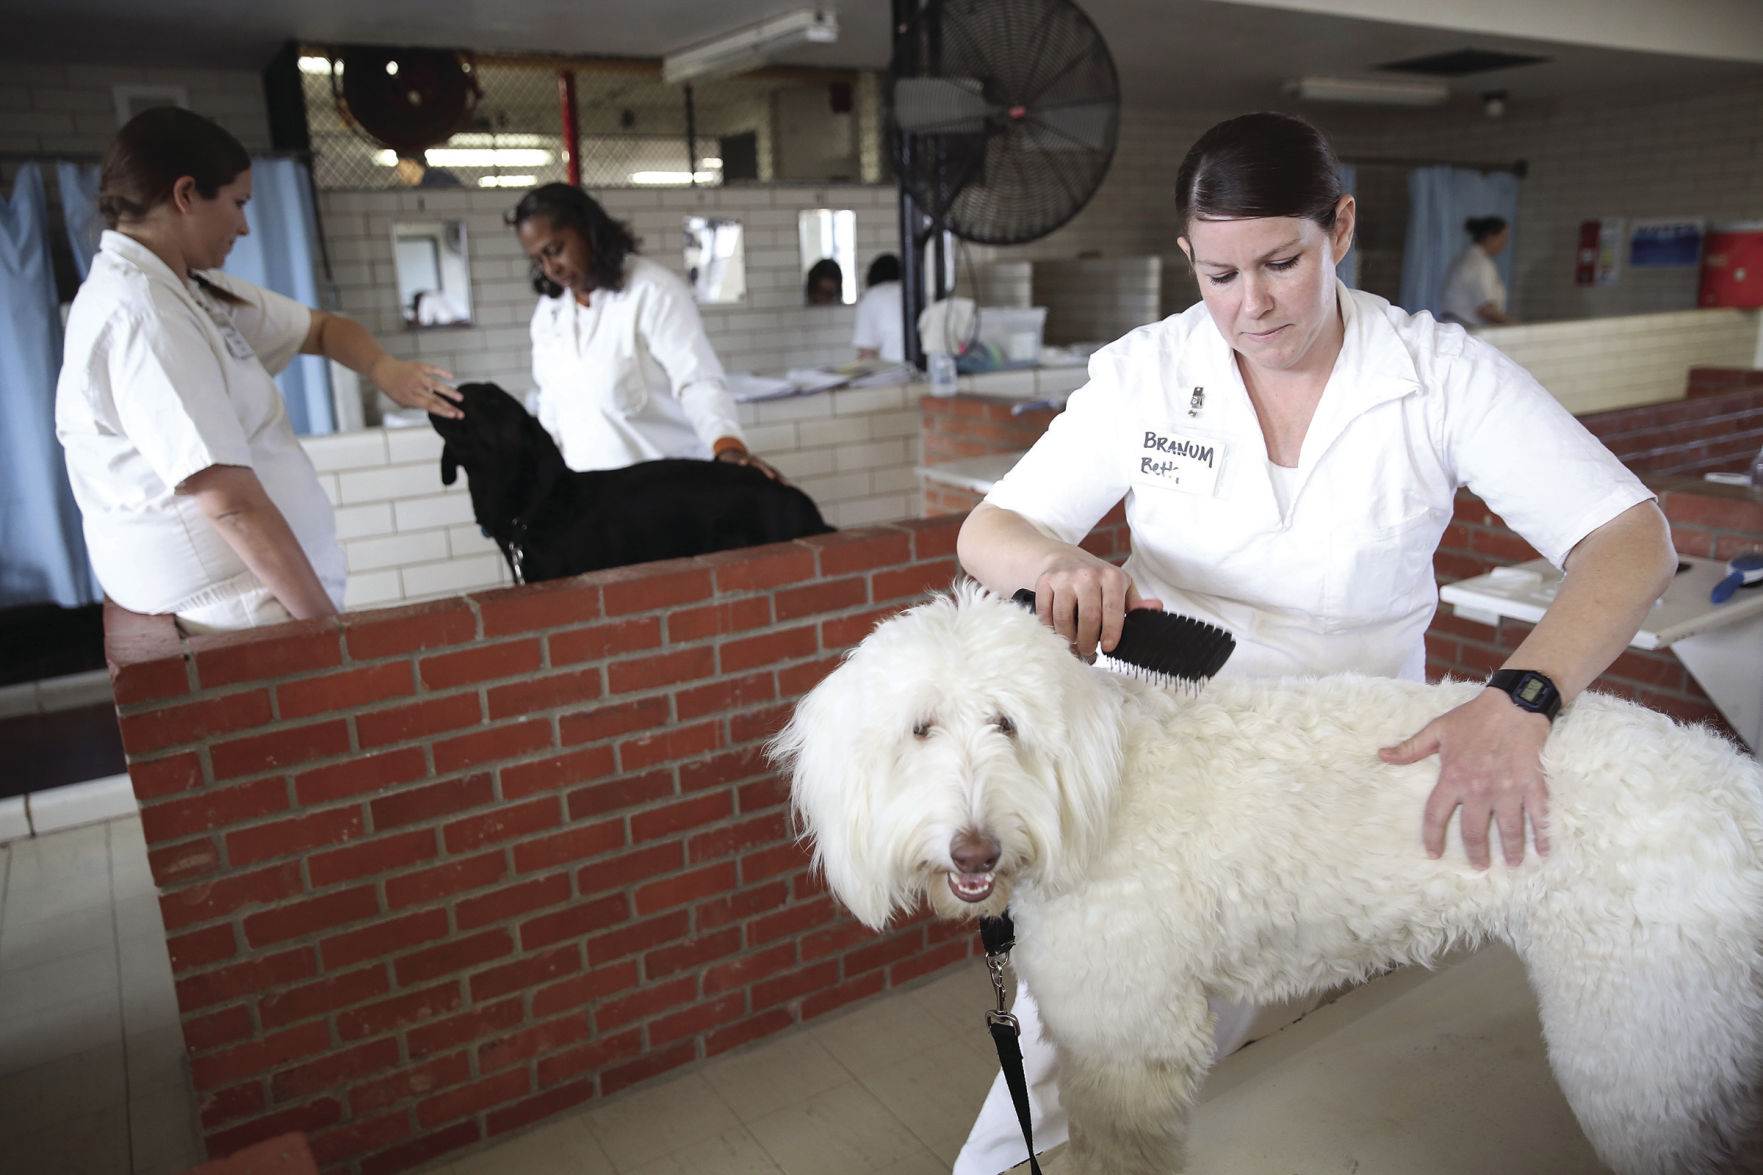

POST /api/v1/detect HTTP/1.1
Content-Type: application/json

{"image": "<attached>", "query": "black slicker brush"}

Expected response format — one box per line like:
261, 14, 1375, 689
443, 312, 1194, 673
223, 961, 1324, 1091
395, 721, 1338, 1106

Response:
1010, 588, 1235, 690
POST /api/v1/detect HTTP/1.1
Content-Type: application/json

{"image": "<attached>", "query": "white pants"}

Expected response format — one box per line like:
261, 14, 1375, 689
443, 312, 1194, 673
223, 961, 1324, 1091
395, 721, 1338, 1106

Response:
952, 985, 1312, 1175
174, 570, 296, 634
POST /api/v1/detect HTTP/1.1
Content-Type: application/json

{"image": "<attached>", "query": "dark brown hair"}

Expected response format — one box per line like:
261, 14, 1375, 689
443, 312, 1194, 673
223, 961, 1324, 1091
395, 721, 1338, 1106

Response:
507, 183, 639, 298
1465, 215, 1508, 242
1175, 112, 1344, 236
99, 107, 252, 303
99, 107, 251, 229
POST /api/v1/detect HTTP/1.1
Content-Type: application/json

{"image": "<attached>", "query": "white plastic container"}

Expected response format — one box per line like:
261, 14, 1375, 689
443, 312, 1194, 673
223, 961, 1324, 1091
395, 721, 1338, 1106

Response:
974, 306, 1048, 367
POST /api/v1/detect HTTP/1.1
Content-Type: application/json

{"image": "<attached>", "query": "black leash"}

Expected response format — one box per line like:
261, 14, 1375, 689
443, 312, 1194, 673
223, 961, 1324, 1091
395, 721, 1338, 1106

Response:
980, 911, 1043, 1175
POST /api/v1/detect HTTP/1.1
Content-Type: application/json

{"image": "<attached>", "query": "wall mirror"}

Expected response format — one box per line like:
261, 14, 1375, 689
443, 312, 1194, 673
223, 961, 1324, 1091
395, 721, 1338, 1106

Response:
798, 208, 856, 305
684, 216, 747, 304
392, 219, 473, 327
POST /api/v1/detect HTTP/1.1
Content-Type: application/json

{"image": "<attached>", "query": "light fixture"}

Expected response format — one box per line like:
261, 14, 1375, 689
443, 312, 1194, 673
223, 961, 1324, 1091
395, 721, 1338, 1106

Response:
662, 8, 838, 85
297, 55, 335, 75
1285, 76, 1449, 106
373, 148, 553, 167
477, 175, 538, 188
629, 170, 722, 185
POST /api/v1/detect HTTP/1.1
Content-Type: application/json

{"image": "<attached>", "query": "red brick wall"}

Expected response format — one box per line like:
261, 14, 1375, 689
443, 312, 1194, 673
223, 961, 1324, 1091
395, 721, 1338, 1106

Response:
921, 394, 1060, 464
1577, 375, 1763, 478
106, 521, 976, 1174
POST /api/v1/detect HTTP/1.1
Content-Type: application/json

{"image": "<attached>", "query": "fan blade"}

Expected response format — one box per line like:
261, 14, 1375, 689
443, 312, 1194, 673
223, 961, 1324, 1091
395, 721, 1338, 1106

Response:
1027, 100, 1114, 152
893, 77, 991, 134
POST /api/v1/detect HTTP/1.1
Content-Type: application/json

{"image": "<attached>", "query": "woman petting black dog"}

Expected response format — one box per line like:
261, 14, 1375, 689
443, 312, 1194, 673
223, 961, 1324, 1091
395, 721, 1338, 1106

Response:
511, 184, 783, 481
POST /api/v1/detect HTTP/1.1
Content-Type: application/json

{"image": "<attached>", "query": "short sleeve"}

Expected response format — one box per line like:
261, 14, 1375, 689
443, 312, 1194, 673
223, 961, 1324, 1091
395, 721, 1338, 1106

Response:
984, 349, 1134, 544
1443, 341, 1652, 568
852, 289, 882, 350
109, 307, 254, 491
196, 269, 312, 376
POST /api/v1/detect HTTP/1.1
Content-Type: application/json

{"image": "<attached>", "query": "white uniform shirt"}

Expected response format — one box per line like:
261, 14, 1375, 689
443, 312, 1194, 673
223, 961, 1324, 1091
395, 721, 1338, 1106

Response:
56, 231, 343, 615
1439, 245, 1506, 325
529, 255, 744, 471
986, 285, 1652, 682
852, 280, 905, 362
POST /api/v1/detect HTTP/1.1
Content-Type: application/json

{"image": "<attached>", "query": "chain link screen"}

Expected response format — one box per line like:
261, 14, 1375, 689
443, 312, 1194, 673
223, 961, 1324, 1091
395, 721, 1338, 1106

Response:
299, 49, 870, 192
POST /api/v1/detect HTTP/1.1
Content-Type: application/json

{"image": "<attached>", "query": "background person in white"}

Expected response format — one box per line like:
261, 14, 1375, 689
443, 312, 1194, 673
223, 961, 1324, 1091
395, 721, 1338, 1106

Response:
852, 253, 905, 362
952, 112, 1673, 1174
512, 184, 782, 479
56, 107, 462, 633
1439, 215, 1516, 325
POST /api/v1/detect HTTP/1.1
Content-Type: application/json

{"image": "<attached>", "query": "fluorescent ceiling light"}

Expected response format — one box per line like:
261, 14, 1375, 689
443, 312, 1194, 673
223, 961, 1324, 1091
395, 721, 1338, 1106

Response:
1286, 76, 1449, 106
478, 175, 538, 188
630, 170, 722, 185
298, 56, 335, 75
373, 148, 553, 167
663, 8, 838, 85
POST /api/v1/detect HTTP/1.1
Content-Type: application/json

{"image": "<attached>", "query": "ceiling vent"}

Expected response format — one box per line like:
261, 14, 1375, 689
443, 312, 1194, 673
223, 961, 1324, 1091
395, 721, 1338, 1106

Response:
1376, 49, 1551, 76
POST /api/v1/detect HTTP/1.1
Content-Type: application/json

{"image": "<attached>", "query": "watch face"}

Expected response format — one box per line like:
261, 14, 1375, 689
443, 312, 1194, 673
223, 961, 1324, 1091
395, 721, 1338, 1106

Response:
1517, 678, 1548, 704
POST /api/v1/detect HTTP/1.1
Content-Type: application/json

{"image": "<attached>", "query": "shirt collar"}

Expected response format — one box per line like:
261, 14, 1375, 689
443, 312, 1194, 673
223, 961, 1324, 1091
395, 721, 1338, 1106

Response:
99, 229, 185, 288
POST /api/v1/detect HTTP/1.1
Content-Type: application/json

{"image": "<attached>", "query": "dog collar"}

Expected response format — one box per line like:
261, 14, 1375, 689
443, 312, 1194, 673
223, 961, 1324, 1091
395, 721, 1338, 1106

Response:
1486, 668, 1562, 722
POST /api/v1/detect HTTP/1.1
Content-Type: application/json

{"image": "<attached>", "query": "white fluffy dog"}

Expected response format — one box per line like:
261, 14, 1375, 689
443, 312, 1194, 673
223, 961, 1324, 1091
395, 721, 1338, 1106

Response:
772, 585, 1763, 1175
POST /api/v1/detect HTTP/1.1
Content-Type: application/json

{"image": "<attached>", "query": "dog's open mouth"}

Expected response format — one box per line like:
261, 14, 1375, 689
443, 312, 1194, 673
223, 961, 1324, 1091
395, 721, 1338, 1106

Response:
947, 871, 995, 902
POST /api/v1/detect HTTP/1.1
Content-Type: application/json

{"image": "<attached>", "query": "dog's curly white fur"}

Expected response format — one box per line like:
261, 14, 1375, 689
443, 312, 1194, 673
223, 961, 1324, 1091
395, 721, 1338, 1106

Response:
772, 584, 1763, 1175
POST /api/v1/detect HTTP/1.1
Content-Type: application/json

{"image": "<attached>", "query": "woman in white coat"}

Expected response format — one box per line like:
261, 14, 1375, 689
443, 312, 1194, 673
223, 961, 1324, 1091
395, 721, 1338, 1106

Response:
1439, 215, 1517, 325
511, 184, 780, 479
56, 108, 462, 633
952, 112, 1673, 1174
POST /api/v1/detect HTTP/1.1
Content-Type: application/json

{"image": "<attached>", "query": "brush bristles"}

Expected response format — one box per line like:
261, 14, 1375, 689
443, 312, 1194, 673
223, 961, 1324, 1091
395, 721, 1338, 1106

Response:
1009, 587, 1237, 685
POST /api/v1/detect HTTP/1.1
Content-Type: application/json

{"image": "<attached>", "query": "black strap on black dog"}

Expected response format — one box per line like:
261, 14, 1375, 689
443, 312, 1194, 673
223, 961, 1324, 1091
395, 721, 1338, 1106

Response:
981, 911, 1043, 1175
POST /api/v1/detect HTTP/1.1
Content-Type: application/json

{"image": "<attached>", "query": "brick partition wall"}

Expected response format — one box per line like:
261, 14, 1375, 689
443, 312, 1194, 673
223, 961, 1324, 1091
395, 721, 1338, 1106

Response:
104, 520, 976, 1174
1575, 375, 1763, 478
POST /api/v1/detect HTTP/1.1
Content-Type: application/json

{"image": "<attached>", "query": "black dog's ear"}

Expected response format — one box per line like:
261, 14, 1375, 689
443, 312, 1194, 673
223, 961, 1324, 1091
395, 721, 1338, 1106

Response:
440, 446, 458, 486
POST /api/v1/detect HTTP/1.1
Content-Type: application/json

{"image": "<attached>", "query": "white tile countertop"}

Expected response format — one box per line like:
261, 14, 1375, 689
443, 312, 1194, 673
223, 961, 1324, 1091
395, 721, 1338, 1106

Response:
916, 452, 1029, 495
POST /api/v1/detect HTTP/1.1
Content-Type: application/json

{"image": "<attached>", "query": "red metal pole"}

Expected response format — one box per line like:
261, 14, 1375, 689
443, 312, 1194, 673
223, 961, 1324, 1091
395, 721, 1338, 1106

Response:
558, 69, 580, 187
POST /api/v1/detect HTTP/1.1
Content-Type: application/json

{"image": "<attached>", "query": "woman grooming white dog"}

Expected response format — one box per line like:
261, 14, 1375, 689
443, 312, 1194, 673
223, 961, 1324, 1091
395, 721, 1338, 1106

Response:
954, 112, 1675, 1174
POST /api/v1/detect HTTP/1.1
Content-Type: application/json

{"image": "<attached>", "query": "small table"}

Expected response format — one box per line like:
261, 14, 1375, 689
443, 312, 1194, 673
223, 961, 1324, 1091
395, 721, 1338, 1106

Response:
1440, 554, 1763, 751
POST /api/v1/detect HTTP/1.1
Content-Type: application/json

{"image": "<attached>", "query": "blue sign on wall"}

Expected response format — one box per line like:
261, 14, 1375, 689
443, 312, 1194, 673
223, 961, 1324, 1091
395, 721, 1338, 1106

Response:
1629, 220, 1704, 268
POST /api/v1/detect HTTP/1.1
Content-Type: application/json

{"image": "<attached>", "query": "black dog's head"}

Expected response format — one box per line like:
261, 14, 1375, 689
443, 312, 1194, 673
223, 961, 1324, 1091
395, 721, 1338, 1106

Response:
429, 382, 568, 540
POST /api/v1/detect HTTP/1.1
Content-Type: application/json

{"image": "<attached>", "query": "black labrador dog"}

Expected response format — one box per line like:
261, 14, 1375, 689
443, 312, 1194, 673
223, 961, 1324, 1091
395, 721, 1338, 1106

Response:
430, 382, 834, 583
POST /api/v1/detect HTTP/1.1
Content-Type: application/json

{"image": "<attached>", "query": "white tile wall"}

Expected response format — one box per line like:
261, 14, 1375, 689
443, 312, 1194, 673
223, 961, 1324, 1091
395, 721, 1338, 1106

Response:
1476, 308, 1761, 415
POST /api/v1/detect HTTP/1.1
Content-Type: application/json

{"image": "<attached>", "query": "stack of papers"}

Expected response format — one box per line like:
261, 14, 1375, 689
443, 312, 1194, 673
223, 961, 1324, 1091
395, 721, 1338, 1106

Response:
727, 360, 919, 402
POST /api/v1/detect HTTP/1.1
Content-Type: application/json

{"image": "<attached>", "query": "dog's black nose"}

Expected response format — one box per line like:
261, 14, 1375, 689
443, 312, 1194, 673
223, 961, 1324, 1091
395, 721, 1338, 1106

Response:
951, 831, 1001, 875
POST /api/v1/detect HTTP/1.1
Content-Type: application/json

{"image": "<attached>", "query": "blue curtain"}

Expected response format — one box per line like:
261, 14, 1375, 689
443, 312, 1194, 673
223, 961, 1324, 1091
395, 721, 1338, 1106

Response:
0, 166, 101, 608
1335, 162, 1358, 290
222, 156, 335, 435
1399, 166, 1520, 317
56, 161, 102, 279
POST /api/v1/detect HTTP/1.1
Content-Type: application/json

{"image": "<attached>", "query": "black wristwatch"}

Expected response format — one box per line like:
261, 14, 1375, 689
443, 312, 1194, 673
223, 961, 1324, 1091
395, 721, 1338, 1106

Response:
1486, 669, 1563, 722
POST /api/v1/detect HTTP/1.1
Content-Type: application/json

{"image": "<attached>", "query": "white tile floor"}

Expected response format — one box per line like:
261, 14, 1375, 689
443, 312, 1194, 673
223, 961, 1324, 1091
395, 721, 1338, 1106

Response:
0, 816, 203, 1175
1, 815, 1613, 1175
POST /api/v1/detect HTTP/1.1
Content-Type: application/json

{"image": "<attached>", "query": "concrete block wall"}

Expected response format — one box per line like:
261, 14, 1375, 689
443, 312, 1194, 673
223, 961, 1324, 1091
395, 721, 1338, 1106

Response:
297, 383, 926, 610
103, 518, 974, 1173
1474, 309, 1760, 415
0, 61, 271, 158
1031, 257, 1162, 346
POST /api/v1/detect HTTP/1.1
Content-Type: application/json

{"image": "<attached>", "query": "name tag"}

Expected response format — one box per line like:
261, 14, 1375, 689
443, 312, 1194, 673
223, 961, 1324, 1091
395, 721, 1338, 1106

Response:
218, 322, 256, 362
1132, 427, 1226, 497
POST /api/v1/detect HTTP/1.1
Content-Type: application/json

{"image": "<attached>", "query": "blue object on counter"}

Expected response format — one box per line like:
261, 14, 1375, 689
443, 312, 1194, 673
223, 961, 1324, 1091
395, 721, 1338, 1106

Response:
1709, 552, 1763, 604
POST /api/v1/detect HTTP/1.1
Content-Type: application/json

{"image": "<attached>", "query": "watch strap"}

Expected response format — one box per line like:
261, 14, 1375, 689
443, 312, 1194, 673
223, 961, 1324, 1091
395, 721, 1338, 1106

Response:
1486, 668, 1562, 722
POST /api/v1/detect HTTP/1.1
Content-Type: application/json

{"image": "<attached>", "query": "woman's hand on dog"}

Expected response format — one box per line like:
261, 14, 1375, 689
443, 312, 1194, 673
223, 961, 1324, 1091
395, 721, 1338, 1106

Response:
714, 447, 789, 484
1380, 689, 1552, 870
373, 357, 464, 419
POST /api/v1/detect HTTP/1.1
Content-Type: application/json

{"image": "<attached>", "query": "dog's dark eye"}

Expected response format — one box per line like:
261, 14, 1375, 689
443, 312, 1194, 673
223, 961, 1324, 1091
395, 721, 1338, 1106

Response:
913, 720, 932, 739
993, 714, 1016, 738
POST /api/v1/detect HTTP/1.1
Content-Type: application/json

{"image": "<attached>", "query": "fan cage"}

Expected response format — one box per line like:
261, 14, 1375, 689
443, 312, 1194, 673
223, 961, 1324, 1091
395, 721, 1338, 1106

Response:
887, 0, 1121, 246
